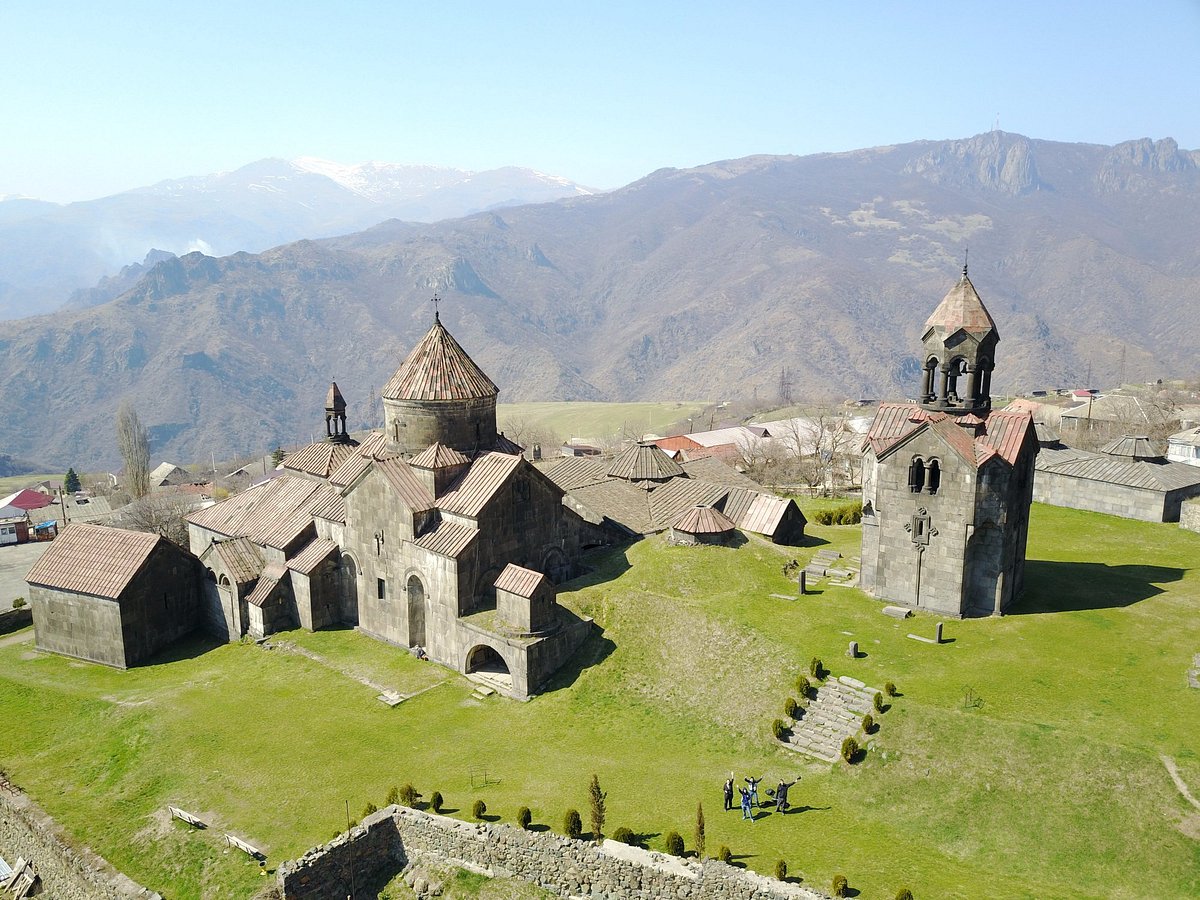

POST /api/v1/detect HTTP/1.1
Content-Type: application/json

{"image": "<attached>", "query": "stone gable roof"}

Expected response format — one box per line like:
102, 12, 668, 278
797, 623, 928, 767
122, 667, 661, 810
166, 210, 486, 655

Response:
439, 452, 523, 517
1037, 444, 1200, 492
409, 442, 471, 469
922, 270, 999, 339
325, 382, 346, 411
25, 523, 179, 600
865, 403, 1034, 470
283, 440, 361, 478
201, 536, 263, 585
187, 475, 325, 549
287, 538, 339, 575
671, 505, 735, 534
493, 563, 548, 598
382, 319, 498, 402
607, 442, 685, 481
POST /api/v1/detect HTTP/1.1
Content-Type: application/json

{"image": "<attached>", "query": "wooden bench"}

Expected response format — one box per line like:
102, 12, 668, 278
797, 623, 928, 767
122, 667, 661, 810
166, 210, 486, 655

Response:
224, 833, 265, 860
168, 806, 207, 828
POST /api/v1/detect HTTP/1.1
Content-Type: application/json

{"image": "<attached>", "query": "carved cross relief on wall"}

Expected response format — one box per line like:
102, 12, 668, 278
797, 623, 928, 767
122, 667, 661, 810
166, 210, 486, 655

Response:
904, 507, 938, 552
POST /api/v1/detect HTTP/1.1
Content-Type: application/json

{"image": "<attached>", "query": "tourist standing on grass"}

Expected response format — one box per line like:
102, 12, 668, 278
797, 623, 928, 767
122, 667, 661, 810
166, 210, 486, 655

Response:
723, 776, 734, 811
745, 775, 762, 808
775, 778, 797, 812
739, 787, 754, 822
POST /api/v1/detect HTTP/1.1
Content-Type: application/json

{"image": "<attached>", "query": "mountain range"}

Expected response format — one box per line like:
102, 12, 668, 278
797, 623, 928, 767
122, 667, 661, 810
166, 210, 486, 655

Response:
2, 131, 1198, 470
0, 158, 594, 318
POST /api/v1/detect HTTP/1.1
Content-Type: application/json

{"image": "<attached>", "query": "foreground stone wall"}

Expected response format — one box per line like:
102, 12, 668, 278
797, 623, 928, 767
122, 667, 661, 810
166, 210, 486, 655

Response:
0, 782, 161, 900
1181, 498, 1200, 534
0, 605, 32, 635
278, 805, 827, 900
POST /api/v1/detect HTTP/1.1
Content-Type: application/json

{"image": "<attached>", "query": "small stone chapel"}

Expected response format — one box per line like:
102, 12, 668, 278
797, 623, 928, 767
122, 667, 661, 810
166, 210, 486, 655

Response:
859, 267, 1039, 617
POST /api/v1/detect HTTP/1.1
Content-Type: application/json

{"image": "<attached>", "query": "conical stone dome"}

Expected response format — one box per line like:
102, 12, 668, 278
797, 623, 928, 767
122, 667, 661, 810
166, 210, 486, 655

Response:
382, 316, 499, 454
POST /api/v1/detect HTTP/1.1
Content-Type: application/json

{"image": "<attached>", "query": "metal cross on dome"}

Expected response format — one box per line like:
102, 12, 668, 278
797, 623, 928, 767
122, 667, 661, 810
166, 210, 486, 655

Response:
430, 293, 441, 322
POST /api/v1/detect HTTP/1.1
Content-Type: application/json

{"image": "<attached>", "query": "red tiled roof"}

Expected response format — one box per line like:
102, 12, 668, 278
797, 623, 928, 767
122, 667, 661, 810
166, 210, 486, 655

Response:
382, 319, 498, 402
439, 452, 523, 517
25, 523, 170, 600
866, 403, 1034, 470
493, 563, 548, 597
653, 434, 703, 452
922, 271, 998, 338
410, 442, 471, 469
0, 489, 53, 511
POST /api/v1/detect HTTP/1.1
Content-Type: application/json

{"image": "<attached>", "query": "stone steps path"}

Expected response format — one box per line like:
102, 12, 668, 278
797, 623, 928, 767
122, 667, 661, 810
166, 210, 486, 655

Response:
780, 676, 879, 763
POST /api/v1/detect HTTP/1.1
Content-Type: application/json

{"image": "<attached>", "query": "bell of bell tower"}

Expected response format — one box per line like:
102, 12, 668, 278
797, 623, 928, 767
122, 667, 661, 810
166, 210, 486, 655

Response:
918, 265, 1000, 416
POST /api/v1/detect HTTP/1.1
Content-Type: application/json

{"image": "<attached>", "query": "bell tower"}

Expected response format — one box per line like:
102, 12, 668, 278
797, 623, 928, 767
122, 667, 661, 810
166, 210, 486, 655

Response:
325, 382, 351, 444
918, 264, 999, 415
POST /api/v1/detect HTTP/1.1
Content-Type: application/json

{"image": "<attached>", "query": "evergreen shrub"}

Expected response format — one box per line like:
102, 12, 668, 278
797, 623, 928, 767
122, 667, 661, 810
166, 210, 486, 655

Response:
716, 845, 732, 864
832, 874, 849, 897
784, 697, 798, 718
665, 831, 685, 857
399, 783, 418, 807
429, 791, 443, 813
564, 808, 583, 839
772, 718, 789, 741
774, 859, 788, 880
517, 806, 532, 830
612, 826, 635, 845
472, 799, 487, 820
841, 736, 860, 764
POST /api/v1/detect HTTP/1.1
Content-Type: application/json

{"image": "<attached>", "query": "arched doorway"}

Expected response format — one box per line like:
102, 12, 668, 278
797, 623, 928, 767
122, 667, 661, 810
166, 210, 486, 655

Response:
407, 574, 426, 647
340, 553, 359, 625
541, 547, 572, 583
466, 644, 510, 677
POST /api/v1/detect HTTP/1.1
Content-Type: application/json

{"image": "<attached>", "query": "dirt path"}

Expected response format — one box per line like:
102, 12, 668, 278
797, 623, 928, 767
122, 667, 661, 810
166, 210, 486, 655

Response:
0, 627, 33, 648
1160, 754, 1200, 812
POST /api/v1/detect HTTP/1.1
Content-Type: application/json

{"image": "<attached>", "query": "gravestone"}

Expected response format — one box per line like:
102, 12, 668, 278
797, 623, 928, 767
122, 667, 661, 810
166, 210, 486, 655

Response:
847, 640, 858, 658
798, 571, 807, 595
935, 622, 944, 643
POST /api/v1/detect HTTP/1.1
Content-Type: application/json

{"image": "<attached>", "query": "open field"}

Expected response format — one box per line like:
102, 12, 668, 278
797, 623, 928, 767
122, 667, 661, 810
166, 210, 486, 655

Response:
0, 473, 60, 496
496, 401, 711, 444
1, 503, 1198, 899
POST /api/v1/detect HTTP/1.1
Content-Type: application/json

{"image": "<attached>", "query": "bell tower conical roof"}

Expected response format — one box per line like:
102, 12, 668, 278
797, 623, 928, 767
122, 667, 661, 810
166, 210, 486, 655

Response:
382, 317, 499, 402
918, 266, 1000, 416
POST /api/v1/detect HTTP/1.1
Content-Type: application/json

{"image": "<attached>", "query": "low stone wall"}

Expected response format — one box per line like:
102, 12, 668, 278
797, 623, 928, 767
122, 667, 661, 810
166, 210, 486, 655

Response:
1181, 498, 1200, 534
278, 805, 827, 900
0, 605, 32, 635
0, 781, 161, 900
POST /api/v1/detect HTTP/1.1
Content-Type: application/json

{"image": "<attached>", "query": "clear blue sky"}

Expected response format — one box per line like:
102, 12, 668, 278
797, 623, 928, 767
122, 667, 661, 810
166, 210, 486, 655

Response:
3, 1, 1198, 202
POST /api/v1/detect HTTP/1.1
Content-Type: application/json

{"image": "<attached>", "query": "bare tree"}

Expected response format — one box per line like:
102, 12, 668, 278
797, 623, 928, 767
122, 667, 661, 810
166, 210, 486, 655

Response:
114, 489, 196, 546
115, 400, 151, 499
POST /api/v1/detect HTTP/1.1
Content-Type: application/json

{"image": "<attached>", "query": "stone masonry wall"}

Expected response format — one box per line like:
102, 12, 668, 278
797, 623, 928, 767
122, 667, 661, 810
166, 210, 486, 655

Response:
0, 781, 161, 900
1181, 498, 1200, 534
278, 805, 828, 900
0, 606, 32, 635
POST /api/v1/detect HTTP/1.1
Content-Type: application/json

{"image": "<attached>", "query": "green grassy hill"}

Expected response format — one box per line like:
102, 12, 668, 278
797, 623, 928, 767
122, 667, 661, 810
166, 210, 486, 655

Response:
1, 503, 1197, 899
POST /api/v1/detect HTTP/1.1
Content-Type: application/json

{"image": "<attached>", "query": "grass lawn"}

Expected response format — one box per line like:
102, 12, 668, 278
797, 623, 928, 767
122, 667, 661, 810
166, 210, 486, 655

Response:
1, 503, 1198, 899
496, 401, 710, 443
0, 473, 60, 496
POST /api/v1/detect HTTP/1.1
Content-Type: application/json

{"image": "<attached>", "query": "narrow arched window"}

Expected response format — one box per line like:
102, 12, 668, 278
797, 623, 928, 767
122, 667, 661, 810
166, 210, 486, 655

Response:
908, 457, 926, 493
926, 459, 941, 495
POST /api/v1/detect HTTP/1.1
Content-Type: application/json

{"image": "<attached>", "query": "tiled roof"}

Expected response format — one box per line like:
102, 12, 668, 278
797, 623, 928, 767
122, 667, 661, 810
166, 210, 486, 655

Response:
246, 562, 288, 608
1100, 435, 1162, 461
283, 440, 360, 478
541, 457, 609, 491
671, 505, 736, 534
187, 475, 323, 549
922, 271, 998, 338
607, 442, 685, 481
653, 434, 703, 452
679, 456, 762, 490
374, 454, 436, 511
308, 490, 347, 523
647, 477, 728, 527
735, 494, 793, 536
287, 538, 339, 575
412, 519, 478, 558
382, 318, 498, 402
493, 563, 548, 597
202, 536, 263, 585
1058, 394, 1174, 426
492, 432, 525, 455
567, 479, 657, 534
0, 489, 53, 511
866, 404, 1033, 470
25, 523, 171, 600
1037, 445, 1200, 492
439, 452, 523, 517
410, 442, 471, 469
1168, 426, 1200, 448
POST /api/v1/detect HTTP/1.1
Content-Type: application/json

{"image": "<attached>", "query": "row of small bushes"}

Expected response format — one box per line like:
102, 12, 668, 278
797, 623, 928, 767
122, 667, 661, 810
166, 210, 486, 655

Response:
810, 500, 864, 525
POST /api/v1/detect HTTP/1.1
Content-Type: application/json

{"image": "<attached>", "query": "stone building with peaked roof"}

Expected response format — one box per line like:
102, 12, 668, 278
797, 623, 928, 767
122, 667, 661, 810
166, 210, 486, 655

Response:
860, 268, 1038, 618
25, 523, 203, 668
184, 314, 593, 698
